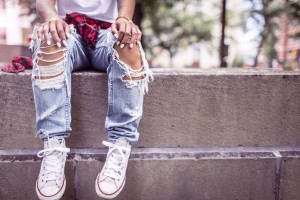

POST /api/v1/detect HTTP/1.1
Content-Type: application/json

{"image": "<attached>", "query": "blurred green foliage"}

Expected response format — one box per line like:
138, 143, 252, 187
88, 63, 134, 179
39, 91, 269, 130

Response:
137, 0, 212, 63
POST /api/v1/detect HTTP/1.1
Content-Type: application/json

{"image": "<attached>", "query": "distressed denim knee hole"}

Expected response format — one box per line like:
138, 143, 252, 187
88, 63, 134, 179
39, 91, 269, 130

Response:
105, 30, 154, 94
31, 25, 77, 97
32, 39, 68, 90
111, 44, 154, 94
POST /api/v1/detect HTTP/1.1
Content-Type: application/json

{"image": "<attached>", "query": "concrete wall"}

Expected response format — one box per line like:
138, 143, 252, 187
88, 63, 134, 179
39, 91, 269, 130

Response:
0, 68, 300, 199
0, 147, 299, 200
1, 69, 300, 149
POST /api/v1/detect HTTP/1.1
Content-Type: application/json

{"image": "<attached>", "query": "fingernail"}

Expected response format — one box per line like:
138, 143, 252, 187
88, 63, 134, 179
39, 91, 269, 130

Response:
47, 40, 51, 45
57, 42, 61, 47
120, 44, 125, 49
114, 33, 119, 38
116, 41, 120, 46
38, 38, 42, 42
66, 33, 70, 38
130, 43, 134, 48
62, 40, 68, 47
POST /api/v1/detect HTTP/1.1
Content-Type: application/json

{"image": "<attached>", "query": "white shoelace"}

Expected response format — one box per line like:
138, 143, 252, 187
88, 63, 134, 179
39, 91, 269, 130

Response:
102, 141, 131, 180
37, 142, 70, 184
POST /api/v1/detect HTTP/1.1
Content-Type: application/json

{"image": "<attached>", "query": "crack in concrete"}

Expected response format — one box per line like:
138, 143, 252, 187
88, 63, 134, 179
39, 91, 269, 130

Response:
273, 151, 283, 200
73, 158, 79, 200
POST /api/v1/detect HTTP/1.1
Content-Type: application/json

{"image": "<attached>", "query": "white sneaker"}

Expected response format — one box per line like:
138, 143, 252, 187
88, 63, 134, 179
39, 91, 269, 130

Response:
36, 137, 70, 200
95, 137, 132, 199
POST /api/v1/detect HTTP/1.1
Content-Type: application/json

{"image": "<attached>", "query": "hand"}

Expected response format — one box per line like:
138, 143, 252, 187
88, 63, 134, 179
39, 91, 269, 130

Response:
37, 18, 70, 47
111, 18, 142, 49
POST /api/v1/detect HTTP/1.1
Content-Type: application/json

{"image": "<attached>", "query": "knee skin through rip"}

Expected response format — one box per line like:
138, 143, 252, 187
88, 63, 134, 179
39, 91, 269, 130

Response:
114, 43, 144, 81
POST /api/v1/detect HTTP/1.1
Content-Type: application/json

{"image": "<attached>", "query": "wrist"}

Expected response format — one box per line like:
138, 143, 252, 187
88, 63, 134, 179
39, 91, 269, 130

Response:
115, 16, 132, 22
44, 15, 61, 23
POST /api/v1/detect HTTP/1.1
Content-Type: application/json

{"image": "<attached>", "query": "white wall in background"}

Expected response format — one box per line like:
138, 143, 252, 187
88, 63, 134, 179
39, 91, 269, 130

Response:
5, 0, 22, 45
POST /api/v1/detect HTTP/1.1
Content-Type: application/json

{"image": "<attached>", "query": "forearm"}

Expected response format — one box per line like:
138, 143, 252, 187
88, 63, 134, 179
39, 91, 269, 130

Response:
36, 0, 59, 22
118, 0, 135, 20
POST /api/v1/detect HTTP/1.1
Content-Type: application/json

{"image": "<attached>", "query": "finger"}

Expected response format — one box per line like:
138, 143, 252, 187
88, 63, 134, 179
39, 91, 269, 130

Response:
62, 23, 70, 46
136, 26, 142, 41
37, 26, 43, 41
117, 23, 126, 46
129, 25, 139, 48
63, 23, 71, 39
120, 22, 132, 48
42, 23, 51, 45
111, 23, 118, 38
56, 22, 66, 45
49, 21, 61, 46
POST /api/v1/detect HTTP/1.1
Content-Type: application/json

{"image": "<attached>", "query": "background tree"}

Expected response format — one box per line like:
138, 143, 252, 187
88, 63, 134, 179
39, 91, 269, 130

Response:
1, 0, 39, 25
18, 0, 40, 25
135, 0, 212, 66
244, 0, 284, 67
245, 0, 300, 68
285, 0, 300, 38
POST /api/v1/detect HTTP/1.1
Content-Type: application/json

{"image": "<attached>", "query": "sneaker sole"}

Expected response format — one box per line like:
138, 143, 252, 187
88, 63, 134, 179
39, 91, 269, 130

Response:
95, 174, 126, 199
36, 178, 66, 200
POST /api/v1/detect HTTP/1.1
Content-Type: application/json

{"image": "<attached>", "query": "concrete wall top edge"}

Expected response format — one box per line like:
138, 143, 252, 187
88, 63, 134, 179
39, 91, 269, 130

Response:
2, 147, 300, 160
0, 150, 278, 162
1, 68, 300, 76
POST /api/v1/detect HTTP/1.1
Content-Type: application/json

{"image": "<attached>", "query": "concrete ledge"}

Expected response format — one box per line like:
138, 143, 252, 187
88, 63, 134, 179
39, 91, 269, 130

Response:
78, 159, 275, 200
1, 69, 300, 148
2, 146, 300, 161
0, 147, 299, 200
0, 159, 276, 200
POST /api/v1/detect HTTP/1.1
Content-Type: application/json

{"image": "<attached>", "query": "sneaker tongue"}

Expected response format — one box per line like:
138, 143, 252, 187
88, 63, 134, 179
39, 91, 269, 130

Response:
44, 137, 63, 148
115, 138, 129, 147
111, 138, 131, 161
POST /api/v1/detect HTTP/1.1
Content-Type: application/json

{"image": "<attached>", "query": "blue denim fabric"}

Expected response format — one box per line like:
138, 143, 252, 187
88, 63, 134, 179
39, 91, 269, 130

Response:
31, 26, 153, 144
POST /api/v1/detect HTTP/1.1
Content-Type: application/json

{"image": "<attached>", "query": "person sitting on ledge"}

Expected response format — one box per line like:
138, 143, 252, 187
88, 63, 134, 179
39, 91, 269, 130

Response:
31, 0, 153, 199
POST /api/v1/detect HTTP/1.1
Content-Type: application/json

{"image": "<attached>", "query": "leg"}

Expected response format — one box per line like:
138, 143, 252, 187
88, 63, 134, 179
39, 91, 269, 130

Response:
32, 33, 90, 140
105, 36, 154, 144
32, 29, 90, 200
95, 31, 153, 199
90, 30, 153, 143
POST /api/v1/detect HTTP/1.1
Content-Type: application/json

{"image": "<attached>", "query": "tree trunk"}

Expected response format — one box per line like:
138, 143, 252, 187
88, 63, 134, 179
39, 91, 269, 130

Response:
254, 0, 269, 68
253, 30, 266, 67
220, 0, 227, 68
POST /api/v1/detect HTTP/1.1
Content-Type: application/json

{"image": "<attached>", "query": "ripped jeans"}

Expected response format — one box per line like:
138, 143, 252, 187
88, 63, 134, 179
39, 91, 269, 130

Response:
30, 26, 153, 144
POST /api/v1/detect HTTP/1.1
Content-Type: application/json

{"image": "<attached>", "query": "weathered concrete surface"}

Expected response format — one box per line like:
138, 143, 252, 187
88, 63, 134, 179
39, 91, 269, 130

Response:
0, 161, 74, 200
279, 152, 300, 200
76, 158, 276, 200
1, 69, 300, 149
0, 157, 276, 200
1, 148, 300, 200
